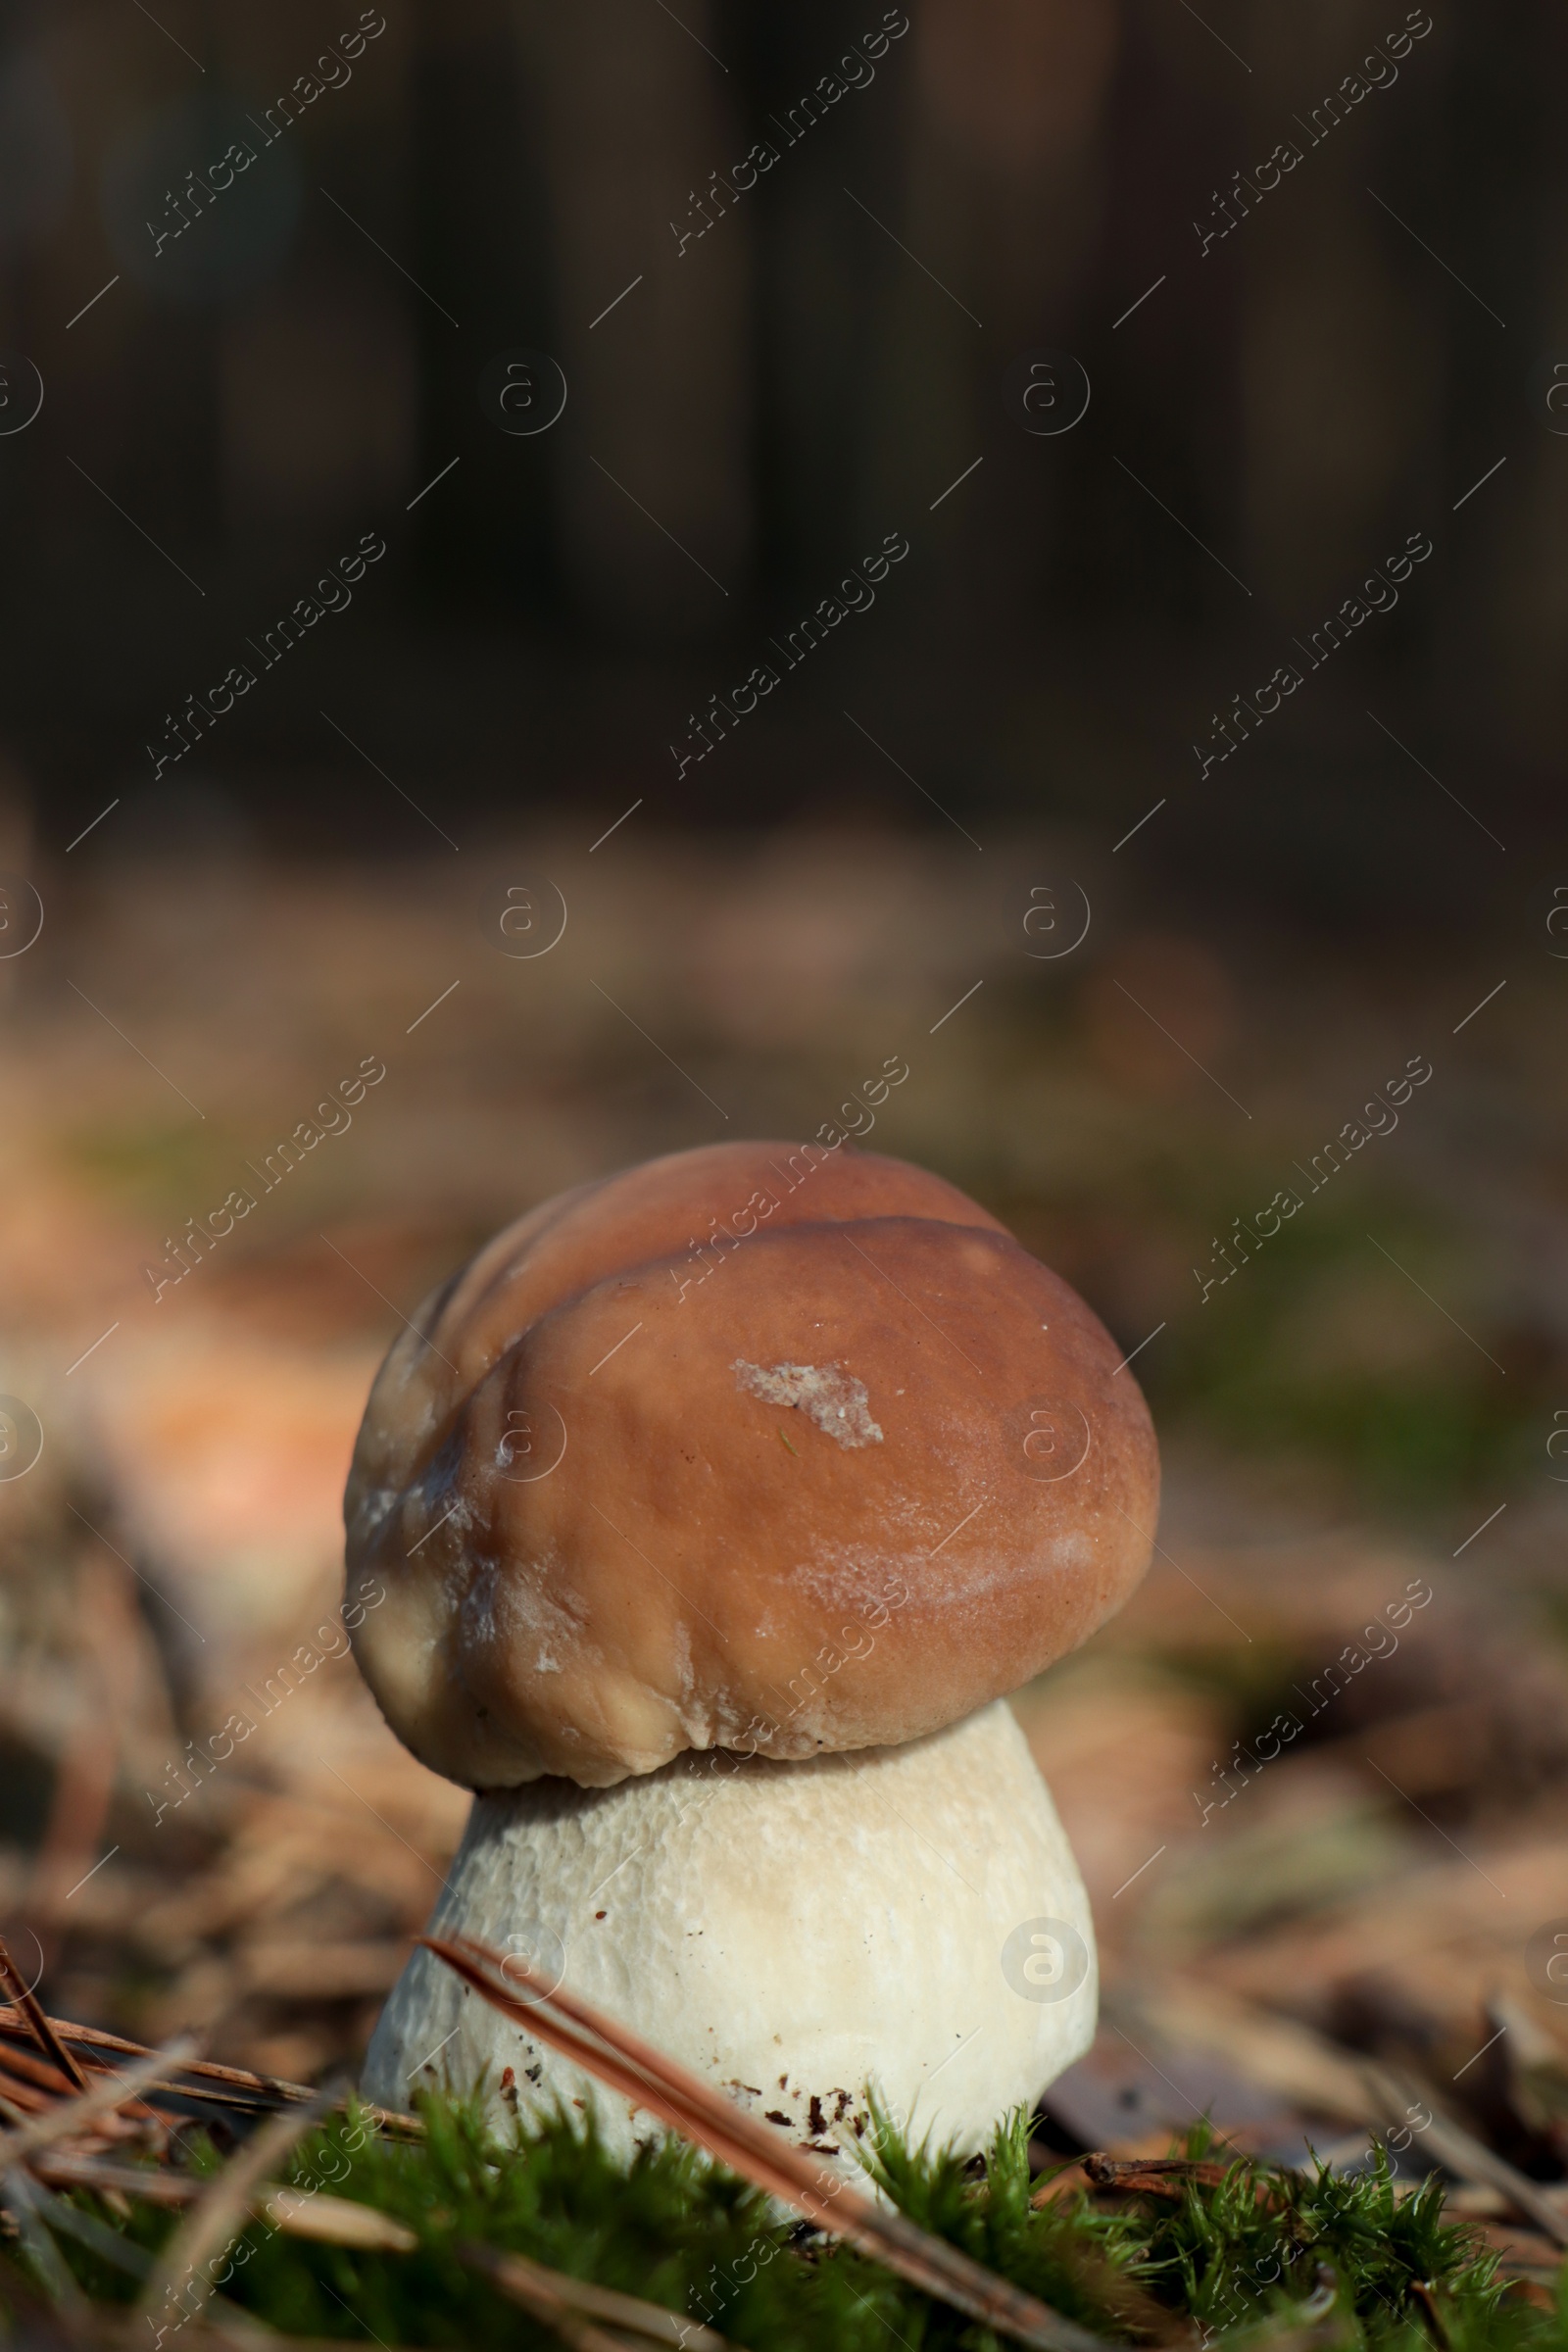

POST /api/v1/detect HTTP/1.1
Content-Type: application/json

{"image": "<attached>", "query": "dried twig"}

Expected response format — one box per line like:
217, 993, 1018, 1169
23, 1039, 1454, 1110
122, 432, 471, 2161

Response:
258, 2184, 417, 2252
0, 2001, 420, 2133
29, 2146, 200, 2206
464, 2246, 682, 2349
465, 2239, 740, 2348
1128, 1978, 1568, 2248
1028, 2160, 1089, 2207
0, 2055, 55, 2114
0, 2039, 166, 2137
1362, 2062, 1568, 2251
0, 2039, 85, 2097
135, 2083, 337, 2331
463, 2238, 738, 2352
1087, 2155, 1233, 2187
0, 1935, 89, 2092
0, 2002, 307, 2108
0, 2036, 197, 2167
29, 2145, 416, 2250
1067, 2153, 1285, 2209
423, 1933, 1103, 2352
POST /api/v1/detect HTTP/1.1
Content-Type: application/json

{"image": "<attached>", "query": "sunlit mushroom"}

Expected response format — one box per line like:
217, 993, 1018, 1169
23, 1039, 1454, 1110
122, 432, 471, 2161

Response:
347, 1141, 1157, 2160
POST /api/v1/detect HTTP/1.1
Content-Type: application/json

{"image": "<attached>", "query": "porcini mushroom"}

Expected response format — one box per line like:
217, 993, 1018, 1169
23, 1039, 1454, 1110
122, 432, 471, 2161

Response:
348, 1141, 1158, 2160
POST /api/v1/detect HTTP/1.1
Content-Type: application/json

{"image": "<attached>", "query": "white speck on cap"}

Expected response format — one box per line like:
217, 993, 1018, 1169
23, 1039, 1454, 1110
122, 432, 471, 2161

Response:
732, 1360, 884, 1448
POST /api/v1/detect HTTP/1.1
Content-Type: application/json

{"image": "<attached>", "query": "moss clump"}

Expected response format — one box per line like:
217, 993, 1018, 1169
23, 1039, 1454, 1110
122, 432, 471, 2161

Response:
2, 2094, 1551, 2350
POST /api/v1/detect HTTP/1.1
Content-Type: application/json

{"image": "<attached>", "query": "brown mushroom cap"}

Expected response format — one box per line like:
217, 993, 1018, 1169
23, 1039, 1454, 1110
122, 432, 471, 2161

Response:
345, 1140, 1159, 1789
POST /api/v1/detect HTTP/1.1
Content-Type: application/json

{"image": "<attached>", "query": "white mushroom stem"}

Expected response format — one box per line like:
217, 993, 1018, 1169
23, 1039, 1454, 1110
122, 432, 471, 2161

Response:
364, 1701, 1097, 2163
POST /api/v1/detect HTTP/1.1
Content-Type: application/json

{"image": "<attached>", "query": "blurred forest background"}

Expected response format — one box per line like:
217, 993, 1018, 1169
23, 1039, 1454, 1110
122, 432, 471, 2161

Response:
0, 0, 1562, 882
3, 0, 1568, 2236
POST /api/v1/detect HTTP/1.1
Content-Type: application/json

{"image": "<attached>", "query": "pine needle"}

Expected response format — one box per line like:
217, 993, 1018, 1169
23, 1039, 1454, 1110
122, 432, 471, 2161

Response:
135, 2083, 336, 2332
0, 1936, 90, 2093
424, 1929, 1104, 2350
0, 2087, 1544, 2351
0, 2034, 197, 2165
0, 1999, 420, 2132
465, 2239, 741, 2347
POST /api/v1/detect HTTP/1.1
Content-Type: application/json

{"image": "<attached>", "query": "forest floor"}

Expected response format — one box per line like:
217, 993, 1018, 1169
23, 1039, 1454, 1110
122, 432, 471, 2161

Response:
2, 832, 1566, 2328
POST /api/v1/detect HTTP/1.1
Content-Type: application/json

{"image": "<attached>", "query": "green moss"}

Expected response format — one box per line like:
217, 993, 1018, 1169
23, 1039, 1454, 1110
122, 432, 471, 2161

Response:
58, 1115, 243, 1211
1144, 1202, 1539, 1510
3, 2094, 1555, 2351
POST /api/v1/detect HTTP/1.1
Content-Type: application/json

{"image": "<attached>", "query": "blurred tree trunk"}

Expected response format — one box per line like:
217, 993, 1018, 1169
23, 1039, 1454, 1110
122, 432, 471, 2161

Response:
412, 0, 556, 607
1234, 6, 1437, 617
903, 0, 1122, 640
513, 0, 752, 639
222, 0, 418, 560
730, 1, 907, 594
1447, 0, 1562, 767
